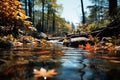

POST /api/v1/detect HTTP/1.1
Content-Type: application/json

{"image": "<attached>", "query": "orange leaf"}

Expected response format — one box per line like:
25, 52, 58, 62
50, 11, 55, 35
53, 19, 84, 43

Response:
33, 68, 58, 78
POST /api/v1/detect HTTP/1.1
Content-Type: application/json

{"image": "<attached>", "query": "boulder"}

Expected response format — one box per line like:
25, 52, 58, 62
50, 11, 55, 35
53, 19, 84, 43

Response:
39, 32, 48, 39
0, 40, 14, 49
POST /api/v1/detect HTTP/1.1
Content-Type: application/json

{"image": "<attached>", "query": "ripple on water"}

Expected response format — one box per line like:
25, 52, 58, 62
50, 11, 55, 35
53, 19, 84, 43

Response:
54, 67, 82, 80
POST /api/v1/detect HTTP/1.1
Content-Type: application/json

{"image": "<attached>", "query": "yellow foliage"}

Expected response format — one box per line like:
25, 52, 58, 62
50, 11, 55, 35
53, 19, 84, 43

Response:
14, 1, 22, 5
64, 23, 72, 32
0, 0, 32, 30
105, 42, 113, 46
7, 34, 16, 42
24, 21, 32, 25
17, 12, 30, 19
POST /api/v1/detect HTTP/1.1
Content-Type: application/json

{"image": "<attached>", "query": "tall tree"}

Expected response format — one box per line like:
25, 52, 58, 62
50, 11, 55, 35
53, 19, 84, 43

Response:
87, 0, 109, 23
41, 0, 45, 32
28, 0, 32, 21
46, 2, 51, 32
45, 0, 62, 33
33, 0, 63, 33
109, 0, 117, 18
80, 0, 85, 24
25, 0, 28, 15
32, 0, 35, 25
52, 9, 56, 32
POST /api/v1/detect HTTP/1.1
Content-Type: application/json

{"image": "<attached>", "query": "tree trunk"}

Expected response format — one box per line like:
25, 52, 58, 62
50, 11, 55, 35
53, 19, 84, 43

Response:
28, 0, 32, 21
32, 0, 35, 26
41, 0, 45, 32
80, 0, 85, 24
52, 10, 55, 32
25, 0, 28, 15
109, 0, 117, 18
47, 5, 50, 33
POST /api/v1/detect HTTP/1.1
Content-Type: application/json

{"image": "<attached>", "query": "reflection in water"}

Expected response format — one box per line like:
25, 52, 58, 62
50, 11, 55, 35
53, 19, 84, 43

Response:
0, 47, 120, 80
0, 64, 30, 80
82, 64, 97, 80
81, 59, 107, 80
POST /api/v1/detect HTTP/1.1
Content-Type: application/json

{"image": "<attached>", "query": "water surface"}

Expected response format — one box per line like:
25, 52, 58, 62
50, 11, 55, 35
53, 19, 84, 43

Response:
0, 46, 120, 80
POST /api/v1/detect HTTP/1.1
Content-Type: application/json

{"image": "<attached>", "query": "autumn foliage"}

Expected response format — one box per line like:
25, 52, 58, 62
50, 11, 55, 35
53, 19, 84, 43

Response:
0, 0, 33, 33
33, 68, 58, 78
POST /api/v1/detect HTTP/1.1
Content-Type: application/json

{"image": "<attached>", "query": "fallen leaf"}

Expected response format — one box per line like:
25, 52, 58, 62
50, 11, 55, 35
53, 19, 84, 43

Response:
33, 68, 58, 78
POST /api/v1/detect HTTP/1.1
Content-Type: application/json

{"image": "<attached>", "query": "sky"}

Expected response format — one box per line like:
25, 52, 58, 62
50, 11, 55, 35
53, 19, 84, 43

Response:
57, 0, 92, 26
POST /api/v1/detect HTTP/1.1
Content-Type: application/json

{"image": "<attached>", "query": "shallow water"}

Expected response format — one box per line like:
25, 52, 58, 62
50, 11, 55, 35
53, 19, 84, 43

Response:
0, 46, 120, 80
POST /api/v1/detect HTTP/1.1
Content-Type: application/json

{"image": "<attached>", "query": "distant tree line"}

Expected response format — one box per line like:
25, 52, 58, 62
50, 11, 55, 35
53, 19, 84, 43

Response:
78, 0, 119, 31
19, 0, 74, 35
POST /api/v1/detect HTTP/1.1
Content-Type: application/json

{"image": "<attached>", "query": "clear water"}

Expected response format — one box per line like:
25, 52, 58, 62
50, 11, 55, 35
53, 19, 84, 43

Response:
0, 46, 120, 80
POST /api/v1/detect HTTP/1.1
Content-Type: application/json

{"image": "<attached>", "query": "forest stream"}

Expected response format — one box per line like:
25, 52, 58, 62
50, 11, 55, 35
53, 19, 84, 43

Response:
0, 42, 120, 80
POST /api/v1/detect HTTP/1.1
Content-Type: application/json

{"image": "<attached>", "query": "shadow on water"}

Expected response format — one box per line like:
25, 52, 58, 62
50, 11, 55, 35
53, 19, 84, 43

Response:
0, 47, 120, 80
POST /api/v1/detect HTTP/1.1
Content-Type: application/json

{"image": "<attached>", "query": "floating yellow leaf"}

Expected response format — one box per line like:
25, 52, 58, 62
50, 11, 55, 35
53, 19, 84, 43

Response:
33, 68, 58, 78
